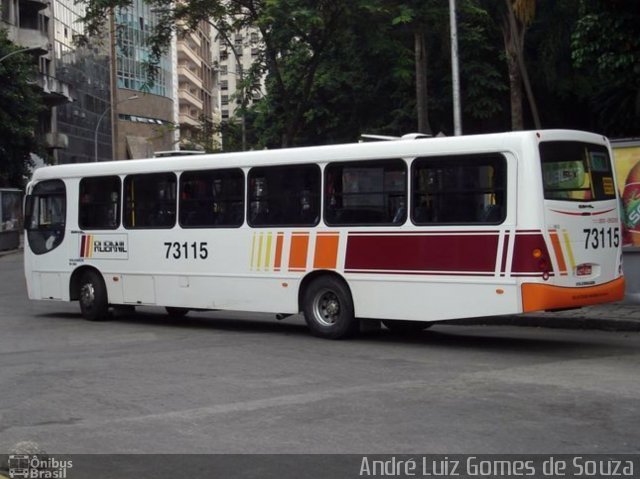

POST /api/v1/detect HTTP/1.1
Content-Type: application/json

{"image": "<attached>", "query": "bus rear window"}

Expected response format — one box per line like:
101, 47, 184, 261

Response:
539, 141, 616, 201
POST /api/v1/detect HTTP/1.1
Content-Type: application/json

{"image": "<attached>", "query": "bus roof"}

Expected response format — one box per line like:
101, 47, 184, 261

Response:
31, 130, 608, 182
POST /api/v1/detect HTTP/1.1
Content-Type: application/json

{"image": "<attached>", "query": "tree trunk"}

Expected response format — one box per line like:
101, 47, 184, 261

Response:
514, 26, 541, 129
415, 29, 432, 136
503, 0, 541, 130
505, 35, 524, 131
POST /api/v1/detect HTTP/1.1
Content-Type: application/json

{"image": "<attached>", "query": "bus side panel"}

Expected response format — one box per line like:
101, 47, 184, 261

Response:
348, 278, 520, 321
153, 275, 300, 313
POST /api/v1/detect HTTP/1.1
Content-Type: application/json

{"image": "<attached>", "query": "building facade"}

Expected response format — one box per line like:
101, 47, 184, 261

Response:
213, 27, 264, 123
52, 0, 111, 164
176, 19, 219, 151
212, 25, 264, 149
1, 0, 73, 164
114, 0, 175, 159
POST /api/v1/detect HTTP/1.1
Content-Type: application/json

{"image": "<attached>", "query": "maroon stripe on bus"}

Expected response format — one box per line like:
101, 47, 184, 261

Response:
500, 232, 510, 275
344, 234, 499, 273
80, 235, 87, 257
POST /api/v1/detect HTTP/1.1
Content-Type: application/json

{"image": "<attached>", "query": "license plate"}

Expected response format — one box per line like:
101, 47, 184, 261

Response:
576, 264, 592, 276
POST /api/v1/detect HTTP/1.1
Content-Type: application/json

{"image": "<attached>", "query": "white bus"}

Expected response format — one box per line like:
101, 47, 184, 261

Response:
24, 130, 625, 338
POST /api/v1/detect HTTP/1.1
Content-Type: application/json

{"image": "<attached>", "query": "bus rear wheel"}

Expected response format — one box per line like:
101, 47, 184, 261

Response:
382, 320, 433, 333
302, 276, 357, 339
79, 270, 109, 321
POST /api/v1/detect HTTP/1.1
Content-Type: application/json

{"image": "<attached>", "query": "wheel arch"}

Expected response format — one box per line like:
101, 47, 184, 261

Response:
298, 270, 353, 313
69, 265, 104, 301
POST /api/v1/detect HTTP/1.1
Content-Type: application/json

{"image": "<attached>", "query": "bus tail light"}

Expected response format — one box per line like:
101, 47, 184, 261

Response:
512, 233, 554, 279
533, 247, 550, 278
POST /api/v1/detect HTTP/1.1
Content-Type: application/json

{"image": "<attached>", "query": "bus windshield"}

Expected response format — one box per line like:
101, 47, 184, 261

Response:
539, 141, 616, 202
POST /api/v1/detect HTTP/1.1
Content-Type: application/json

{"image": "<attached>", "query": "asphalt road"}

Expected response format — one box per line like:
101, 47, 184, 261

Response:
1, 251, 639, 455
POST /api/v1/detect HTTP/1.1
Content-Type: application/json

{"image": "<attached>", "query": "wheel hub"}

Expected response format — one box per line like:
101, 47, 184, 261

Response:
325, 299, 339, 316
81, 283, 95, 308
314, 290, 341, 326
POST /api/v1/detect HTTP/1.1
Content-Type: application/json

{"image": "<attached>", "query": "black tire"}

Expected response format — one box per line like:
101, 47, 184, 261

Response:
382, 320, 433, 333
78, 270, 109, 321
165, 307, 189, 318
302, 276, 358, 339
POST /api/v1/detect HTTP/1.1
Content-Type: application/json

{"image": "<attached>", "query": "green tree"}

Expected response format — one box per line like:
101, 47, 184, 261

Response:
388, 0, 507, 135
79, 0, 361, 147
483, 0, 540, 130
0, 30, 46, 187
571, 0, 640, 136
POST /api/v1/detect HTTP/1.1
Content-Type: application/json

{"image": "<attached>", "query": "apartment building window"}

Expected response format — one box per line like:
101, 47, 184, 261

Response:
221, 95, 229, 106
220, 65, 227, 75
220, 80, 228, 90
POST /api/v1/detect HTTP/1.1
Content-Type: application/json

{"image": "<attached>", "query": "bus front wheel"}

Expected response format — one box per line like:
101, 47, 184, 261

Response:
302, 276, 357, 339
79, 270, 109, 321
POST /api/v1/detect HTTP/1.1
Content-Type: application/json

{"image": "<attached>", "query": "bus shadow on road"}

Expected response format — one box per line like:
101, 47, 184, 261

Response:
361, 324, 633, 355
37, 309, 629, 355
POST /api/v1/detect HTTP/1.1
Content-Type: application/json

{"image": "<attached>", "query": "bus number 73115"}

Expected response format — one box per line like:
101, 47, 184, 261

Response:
583, 227, 620, 250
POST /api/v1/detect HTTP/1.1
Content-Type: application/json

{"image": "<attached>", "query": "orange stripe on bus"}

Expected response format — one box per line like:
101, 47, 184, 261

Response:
521, 277, 625, 312
288, 234, 309, 272
86, 235, 93, 258
314, 233, 339, 269
549, 230, 568, 276
274, 233, 284, 271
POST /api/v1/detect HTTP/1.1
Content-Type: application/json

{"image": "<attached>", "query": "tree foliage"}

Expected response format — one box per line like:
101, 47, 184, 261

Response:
0, 30, 46, 187
571, 0, 640, 136
77, 0, 640, 150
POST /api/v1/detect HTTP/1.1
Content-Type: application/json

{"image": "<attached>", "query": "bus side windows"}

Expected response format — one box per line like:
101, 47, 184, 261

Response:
179, 169, 244, 228
124, 173, 177, 229
248, 164, 320, 227
411, 154, 506, 225
324, 159, 407, 226
79, 176, 121, 230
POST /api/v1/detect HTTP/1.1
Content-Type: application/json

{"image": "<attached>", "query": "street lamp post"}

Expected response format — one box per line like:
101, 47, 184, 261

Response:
0, 46, 44, 63
94, 95, 139, 162
449, 0, 462, 136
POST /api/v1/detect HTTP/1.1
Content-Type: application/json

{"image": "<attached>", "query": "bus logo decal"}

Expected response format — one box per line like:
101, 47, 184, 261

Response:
80, 234, 93, 258
79, 234, 129, 260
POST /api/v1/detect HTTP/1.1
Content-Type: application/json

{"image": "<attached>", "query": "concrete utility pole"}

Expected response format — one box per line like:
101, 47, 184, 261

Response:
449, 0, 462, 136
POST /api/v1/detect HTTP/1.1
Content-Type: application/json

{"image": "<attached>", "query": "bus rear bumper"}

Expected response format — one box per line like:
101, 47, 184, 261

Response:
522, 277, 625, 313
